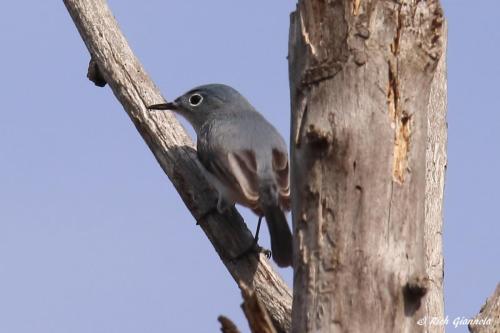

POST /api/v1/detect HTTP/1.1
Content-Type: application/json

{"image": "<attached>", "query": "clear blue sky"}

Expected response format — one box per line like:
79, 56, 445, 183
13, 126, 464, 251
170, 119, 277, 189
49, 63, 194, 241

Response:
0, 1, 497, 332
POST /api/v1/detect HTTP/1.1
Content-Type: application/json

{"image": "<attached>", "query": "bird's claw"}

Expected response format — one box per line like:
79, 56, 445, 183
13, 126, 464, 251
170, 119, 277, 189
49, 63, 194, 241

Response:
231, 241, 271, 262
261, 247, 272, 259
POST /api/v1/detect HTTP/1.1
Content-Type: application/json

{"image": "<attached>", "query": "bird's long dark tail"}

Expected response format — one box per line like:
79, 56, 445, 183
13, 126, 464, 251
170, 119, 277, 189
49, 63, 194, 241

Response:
263, 205, 293, 267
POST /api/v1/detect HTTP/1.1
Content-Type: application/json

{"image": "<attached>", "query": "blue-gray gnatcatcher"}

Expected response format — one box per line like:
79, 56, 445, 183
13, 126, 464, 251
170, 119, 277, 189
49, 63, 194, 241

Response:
148, 84, 293, 267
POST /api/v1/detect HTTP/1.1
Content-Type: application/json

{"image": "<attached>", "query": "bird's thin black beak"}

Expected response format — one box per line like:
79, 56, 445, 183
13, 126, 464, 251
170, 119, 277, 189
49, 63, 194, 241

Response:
147, 101, 179, 111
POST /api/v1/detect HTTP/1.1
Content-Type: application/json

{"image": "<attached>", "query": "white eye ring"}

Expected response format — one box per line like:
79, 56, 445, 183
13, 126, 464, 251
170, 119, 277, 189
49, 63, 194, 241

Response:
188, 93, 203, 107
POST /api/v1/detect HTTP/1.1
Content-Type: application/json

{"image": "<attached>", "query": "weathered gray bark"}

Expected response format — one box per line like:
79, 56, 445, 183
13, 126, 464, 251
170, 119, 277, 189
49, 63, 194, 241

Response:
288, 1, 446, 332
63, 1, 292, 331
469, 283, 500, 333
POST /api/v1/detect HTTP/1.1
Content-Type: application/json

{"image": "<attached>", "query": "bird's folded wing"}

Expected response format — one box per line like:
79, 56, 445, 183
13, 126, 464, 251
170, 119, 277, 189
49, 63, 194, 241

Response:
227, 150, 260, 203
272, 148, 291, 210
272, 148, 290, 196
198, 142, 260, 206
197, 128, 290, 210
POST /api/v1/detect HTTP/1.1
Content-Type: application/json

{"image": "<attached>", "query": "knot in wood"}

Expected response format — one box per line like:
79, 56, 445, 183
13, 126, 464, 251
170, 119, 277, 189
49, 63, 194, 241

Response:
305, 124, 332, 151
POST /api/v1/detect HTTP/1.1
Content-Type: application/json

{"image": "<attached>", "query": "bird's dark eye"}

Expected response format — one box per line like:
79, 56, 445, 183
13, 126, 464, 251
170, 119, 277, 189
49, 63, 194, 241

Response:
188, 93, 203, 106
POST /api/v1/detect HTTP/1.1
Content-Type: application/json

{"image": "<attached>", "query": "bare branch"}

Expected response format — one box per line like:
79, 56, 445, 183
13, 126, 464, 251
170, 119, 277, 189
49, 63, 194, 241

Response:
62, 0, 292, 331
469, 284, 500, 333
218, 316, 242, 333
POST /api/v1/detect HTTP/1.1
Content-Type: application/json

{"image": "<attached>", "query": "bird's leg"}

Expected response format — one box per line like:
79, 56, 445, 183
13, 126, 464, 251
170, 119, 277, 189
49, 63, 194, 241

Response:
252, 216, 272, 259
253, 215, 263, 244
196, 207, 217, 225
196, 194, 233, 225
216, 195, 233, 214
232, 216, 271, 261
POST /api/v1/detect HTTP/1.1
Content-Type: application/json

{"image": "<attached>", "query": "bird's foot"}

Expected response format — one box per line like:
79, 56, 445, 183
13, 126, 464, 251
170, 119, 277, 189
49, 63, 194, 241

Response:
231, 239, 271, 262
196, 201, 235, 225
196, 206, 218, 225
258, 246, 272, 259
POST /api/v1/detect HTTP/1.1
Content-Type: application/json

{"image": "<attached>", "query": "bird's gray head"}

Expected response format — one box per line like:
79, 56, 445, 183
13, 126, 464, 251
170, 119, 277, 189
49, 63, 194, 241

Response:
148, 84, 255, 132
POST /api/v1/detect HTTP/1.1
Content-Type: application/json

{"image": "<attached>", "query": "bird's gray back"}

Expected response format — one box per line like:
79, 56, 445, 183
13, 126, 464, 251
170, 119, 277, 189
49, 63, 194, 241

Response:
202, 112, 286, 161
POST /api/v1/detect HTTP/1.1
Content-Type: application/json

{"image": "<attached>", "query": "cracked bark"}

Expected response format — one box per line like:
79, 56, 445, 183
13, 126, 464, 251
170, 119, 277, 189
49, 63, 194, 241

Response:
63, 1, 292, 332
240, 283, 279, 333
219, 284, 280, 333
288, 1, 446, 332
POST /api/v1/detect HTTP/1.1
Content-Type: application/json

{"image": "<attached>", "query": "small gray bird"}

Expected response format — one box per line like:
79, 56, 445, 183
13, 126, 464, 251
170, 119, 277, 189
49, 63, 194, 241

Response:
148, 84, 293, 267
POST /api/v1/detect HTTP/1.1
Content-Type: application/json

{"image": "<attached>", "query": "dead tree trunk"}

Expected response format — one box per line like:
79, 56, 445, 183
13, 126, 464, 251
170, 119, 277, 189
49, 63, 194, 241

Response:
288, 1, 446, 332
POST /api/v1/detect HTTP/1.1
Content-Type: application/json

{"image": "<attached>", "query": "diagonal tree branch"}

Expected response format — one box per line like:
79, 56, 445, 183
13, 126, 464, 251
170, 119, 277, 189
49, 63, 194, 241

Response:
62, 0, 292, 331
